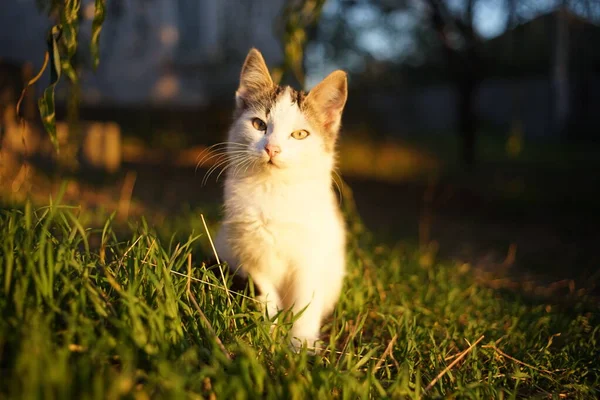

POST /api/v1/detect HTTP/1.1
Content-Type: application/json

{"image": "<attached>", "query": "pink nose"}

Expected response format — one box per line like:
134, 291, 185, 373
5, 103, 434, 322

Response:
264, 144, 281, 158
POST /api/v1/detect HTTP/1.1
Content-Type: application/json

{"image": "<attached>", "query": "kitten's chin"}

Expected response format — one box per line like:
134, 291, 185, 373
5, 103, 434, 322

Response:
261, 155, 285, 169
266, 159, 282, 169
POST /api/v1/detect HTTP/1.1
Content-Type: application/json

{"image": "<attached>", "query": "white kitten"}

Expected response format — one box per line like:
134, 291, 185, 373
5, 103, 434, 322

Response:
215, 48, 348, 351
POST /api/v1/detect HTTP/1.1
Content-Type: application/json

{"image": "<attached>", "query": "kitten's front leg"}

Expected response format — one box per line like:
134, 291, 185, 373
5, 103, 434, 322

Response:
250, 271, 281, 322
289, 278, 324, 353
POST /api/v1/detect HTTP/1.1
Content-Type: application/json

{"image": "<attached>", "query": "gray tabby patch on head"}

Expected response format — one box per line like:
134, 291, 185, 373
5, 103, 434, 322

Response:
235, 48, 348, 146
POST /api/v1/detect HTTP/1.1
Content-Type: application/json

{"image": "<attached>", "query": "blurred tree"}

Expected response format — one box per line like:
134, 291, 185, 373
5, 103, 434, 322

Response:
311, 0, 486, 167
424, 0, 482, 168
553, 0, 569, 137
315, 0, 600, 165
273, 0, 328, 87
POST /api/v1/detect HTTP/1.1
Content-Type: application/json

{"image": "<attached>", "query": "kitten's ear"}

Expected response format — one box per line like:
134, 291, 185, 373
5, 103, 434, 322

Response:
306, 70, 348, 133
236, 48, 273, 107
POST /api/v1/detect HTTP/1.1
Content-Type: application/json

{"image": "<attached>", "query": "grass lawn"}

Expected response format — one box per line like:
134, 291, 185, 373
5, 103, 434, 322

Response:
336, 133, 600, 300
0, 184, 598, 399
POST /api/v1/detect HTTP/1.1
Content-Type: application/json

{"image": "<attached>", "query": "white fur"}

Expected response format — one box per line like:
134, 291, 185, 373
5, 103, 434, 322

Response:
215, 88, 346, 350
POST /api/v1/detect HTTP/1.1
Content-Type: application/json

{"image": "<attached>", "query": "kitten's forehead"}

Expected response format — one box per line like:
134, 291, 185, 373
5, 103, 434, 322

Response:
240, 84, 305, 115
268, 87, 306, 121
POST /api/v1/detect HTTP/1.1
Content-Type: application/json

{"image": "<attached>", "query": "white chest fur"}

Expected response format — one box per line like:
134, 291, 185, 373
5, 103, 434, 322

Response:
216, 172, 346, 350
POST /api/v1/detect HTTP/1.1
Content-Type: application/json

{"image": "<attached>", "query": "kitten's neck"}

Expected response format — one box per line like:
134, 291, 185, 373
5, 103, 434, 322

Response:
229, 161, 334, 186
226, 167, 335, 197
224, 171, 338, 221
246, 172, 331, 190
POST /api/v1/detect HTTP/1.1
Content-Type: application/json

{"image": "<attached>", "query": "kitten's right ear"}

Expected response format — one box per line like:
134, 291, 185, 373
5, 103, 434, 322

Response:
236, 48, 273, 107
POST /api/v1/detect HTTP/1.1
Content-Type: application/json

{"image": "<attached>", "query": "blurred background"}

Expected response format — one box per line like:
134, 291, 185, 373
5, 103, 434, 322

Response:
1, 0, 599, 294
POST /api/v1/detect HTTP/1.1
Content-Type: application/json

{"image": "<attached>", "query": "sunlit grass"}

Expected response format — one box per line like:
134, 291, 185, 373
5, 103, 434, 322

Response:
0, 187, 598, 398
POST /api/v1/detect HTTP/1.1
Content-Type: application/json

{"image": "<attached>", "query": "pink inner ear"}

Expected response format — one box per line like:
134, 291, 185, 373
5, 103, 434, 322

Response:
323, 109, 338, 130
236, 87, 251, 100
307, 70, 347, 131
322, 94, 344, 128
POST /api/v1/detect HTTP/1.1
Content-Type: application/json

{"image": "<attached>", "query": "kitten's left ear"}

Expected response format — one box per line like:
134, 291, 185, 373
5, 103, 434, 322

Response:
306, 70, 348, 134
236, 48, 273, 107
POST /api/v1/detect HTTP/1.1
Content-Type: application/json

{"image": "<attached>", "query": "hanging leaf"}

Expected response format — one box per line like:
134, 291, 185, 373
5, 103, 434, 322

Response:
91, 0, 106, 70
59, 0, 80, 83
16, 52, 50, 118
277, 0, 327, 87
35, 0, 87, 152
38, 25, 63, 152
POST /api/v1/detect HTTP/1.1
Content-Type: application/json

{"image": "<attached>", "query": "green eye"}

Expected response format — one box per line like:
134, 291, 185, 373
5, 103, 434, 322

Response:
252, 118, 267, 131
291, 130, 310, 140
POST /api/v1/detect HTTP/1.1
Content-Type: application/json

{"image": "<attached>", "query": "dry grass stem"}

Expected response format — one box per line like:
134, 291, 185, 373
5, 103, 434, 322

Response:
425, 335, 485, 391
374, 334, 398, 371
200, 214, 234, 324
336, 313, 366, 368
186, 254, 231, 360
170, 269, 259, 304
118, 170, 137, 221
116, 235, 143, 272
482, 343, 554, 375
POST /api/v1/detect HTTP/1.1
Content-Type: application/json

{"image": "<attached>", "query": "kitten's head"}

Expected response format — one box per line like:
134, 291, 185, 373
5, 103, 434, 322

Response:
226, 48, 347, 178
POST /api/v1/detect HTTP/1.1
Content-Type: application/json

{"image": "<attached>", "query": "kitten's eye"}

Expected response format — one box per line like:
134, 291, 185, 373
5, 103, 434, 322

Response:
291, 130, 310, 140
252, 118, 267, 132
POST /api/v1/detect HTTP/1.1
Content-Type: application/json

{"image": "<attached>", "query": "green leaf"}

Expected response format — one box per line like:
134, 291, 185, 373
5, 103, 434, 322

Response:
279, 0, 327, 87
91, 0, 106, 70
38, 25, 63, 152
60, 0, 80, 83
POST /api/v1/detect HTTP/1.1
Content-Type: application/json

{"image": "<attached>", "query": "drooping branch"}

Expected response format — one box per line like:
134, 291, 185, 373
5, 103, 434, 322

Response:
273, 0, 328, 87
24, 0, 106, 152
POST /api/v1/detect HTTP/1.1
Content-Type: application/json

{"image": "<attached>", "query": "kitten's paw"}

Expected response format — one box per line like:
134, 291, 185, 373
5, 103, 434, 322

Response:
290, 336, 322, 355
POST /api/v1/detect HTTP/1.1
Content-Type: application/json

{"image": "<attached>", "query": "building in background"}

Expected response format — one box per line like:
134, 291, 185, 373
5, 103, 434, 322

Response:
1, 2, 599, 140
0, 0, 286, 106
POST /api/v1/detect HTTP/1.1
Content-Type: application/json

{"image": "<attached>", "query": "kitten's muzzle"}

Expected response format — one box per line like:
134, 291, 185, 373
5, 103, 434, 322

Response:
264, 144, 281, 159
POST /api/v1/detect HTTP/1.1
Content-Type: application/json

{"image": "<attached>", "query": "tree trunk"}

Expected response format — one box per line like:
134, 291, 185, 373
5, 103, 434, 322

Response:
425, 0, 481, 168
553, 4, 569, 137
458, 77, 477, 167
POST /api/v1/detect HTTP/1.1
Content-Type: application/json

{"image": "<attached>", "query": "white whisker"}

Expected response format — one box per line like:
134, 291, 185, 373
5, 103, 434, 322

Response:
196, 141, 249, 161
332, 170, 344, 206
246, 159, 259, 175
230, 159, 249, 179
203, 158, 233, 186
217, 157, 250, 182
196, 152, 227, 174
196, 150, 252, 174
202, 154, 247, 186
233, 157, 256, 178
195, 142, 250, 170
203, 157, 240, 186
197, 149, 250, 166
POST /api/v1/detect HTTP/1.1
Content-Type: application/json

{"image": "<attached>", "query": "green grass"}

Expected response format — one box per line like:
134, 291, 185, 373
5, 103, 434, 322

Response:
0, 188, 599, 399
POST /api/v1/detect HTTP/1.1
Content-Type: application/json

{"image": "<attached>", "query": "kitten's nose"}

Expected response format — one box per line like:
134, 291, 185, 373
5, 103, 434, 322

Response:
264, 144, 281, 158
